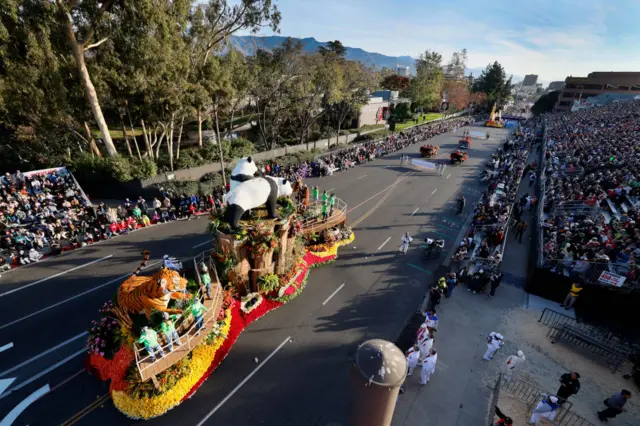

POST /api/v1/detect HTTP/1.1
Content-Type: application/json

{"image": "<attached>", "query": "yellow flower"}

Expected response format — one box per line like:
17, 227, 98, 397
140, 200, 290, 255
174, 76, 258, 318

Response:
112, 308, 233, 420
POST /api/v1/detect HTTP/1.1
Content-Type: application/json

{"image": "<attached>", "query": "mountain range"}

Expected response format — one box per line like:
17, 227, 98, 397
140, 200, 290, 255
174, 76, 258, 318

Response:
228, 35, 512, 80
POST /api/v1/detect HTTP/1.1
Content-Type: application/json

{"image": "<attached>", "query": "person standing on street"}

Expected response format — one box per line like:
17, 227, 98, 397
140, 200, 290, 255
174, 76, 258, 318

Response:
405, 344, 420, 376
489, 271, 504, 297
399, 232, 413, 254
445, 272, 457, 298
457, 196, 466, 215
556, 372, 580, 405
598, 390, 632, 422
514, 219, 528, 243
561, 283, 583, 310
529, 395, 559, 425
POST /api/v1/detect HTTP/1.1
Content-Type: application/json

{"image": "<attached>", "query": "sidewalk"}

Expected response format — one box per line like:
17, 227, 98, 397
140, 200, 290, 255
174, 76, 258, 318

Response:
392, 148, 538, 426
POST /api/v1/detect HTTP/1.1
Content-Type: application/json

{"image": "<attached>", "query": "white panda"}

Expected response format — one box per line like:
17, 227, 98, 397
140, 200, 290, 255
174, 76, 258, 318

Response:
224, 176, 293, 228
230, 157, 259, 191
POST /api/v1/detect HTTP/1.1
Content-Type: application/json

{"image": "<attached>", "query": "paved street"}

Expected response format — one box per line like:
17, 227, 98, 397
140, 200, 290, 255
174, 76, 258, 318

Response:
0, 124, 514, 426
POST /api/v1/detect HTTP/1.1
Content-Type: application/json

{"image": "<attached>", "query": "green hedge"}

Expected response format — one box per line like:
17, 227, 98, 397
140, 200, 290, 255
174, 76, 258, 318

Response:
69, 153, 158, 183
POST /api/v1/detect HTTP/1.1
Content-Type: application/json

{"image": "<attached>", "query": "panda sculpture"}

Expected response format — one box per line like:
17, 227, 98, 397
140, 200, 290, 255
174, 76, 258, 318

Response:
230, 157, 260, 192
224, 175, 293, 228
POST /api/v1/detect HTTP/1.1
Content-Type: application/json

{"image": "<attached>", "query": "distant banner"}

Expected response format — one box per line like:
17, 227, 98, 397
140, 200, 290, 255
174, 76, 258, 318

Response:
23, 167, 69, 178
598, 271, 626, 287
411, 159, 436, 170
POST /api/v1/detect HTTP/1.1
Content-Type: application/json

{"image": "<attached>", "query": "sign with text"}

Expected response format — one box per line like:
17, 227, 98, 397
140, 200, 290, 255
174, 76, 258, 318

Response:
598, 271, 626, 287
411, 159, 436, 169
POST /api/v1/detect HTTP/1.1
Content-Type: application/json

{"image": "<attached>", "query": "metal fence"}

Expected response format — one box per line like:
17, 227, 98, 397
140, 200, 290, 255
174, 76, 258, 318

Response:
497, 374, 595, 426
487, 374, 502, 426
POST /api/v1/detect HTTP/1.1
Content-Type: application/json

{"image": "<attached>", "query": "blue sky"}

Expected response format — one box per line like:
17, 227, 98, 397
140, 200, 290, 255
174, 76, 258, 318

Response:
248, 0, 640, 83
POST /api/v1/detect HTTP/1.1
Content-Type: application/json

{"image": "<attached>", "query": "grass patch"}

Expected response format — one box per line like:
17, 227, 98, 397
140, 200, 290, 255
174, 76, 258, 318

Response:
350, 124, 385, 134
395, 113, 444, 131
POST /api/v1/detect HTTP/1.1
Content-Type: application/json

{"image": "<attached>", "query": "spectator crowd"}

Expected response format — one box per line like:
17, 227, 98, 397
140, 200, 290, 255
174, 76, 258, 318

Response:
0, 116, 474, 272
540, 100, 640, 288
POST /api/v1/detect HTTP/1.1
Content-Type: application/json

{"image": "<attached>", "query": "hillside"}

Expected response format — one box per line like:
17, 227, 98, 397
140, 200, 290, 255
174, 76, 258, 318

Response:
229, 35, 416, 72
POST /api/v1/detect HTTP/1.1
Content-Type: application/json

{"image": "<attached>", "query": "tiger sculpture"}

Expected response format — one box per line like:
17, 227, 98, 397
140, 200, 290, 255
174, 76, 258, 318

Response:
117, 251, 191, 319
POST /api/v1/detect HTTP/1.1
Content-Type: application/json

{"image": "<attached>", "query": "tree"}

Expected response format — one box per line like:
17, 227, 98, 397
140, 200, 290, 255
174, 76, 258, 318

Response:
54, 0, 121, 157
445, 48, 468, 80
409, 50, 444, 110
469, 91, 488, 107
381, 75, 411, 92
443, 80, 470, 111
531, 90, 560, 115
329, 60, 375, 146
472, 62, 512, 108
318, 40, 346, 57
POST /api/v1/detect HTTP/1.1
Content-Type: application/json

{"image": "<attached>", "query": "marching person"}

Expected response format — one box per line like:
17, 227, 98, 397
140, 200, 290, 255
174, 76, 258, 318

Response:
597, 389, 632, 422
556, 372, 580, 405
161, 312, 182, 352
419, 348, 437, 385
424, 309, 438, 333
399, 232, 413, 254
200, 264, 212, 299
484, 332, 504, 360
417, 328, 434, 365
405, 344, 420, 376
138, 326, 164, 362
428, 284, 444, 310
504, 350, 526, 373
529, 395, 559, 425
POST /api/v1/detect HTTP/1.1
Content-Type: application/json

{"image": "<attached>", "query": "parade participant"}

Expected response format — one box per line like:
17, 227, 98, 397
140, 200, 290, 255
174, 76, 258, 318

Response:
484, 332, 503, 360
138, 326, 163, 362
424, 309, 438, 333
405, 344, 420, 376
329, 193, 336, 216
556, 372, 580, 405
598, 389, 632, 422
529, 395, 559, 425
419, 348, 437, 385
417, 329, 434, 364
445, 272, 457, 298
322, 190, 329, 207
428, 284, 443, 310
200, 264, 212, 299
321, 201, 329, 222
494, 407, 513, 425
312, 186, 319, 205
191, 297, 207, 335
399, 232, 413, 254
163, 254, 182, 272
504, 350, 526, 373
161, 313, 182, 352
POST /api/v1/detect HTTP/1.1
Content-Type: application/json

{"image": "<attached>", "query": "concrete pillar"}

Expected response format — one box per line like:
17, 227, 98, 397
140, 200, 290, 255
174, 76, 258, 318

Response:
349, 339, 407, 426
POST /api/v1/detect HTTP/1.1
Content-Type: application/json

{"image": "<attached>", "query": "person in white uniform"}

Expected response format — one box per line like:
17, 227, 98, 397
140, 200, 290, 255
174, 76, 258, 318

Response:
483, 332, 503, 360
504, 350, 526, 373
420, 348, 437, 385
399, 232, 413, 254
405, 345, 420, 376
417, 329, 434, 364
529, 395, 559, 425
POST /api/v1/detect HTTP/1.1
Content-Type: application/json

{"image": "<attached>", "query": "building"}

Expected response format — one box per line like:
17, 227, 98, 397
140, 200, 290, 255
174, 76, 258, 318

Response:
522, 74, 539, 87
395, 65, 410, 76
358, 96, 390, 127
547, 81, 564, 91
554, 72, 640, 111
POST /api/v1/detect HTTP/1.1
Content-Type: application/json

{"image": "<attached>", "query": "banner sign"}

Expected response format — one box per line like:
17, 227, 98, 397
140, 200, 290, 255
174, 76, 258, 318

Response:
411, 159, 436, 169
22, 167, 69, 178
598, 271, 626, 287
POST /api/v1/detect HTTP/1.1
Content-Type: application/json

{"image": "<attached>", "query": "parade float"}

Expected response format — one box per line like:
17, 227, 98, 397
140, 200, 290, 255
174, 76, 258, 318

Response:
485, 104, 504, 128
85, 159, 354, 420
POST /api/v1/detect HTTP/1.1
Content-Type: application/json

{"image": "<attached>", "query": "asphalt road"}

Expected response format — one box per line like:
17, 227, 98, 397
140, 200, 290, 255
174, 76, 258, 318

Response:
0, 123, 513, 426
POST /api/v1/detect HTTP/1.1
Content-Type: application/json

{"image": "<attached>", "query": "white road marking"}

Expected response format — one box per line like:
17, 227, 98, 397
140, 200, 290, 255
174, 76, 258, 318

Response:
327, 188, 335, 193
322, 283, 345, 306
0, 260, 163, 331
192, 240, 212, 249
0, 378, 15, 395
410, 207, 420, 217
0, 255, 113, 299
431, 188, 438, 195
0, 348, 85, 400
0, 332, 87, 378
446, 173, 451, 179
195, 336, 291, 426
357, 174, 367, 179
376, 237, 392, 251
1, 384, 50, 425
0, 343, 13, 353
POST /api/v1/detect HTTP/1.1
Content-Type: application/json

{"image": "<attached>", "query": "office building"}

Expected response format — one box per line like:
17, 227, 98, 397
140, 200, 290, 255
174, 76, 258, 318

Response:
547, 81, 564, 91
554, 72, 640, 111
522, 74, 538, 87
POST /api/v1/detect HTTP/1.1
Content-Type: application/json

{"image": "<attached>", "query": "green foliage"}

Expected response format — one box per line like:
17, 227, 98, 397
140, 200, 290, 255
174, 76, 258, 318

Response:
381, 75, 411, 91
390, 103, 413, 122
257, 274, 280, 293
70, 153, 157, 183
409, 50, 444, 110
472, 62, 512, 108
531, 90, 561, 115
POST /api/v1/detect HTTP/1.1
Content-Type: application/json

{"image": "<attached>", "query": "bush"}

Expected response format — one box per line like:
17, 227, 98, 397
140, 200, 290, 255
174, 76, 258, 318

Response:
70, 153, 158, 183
